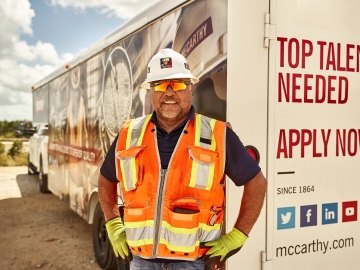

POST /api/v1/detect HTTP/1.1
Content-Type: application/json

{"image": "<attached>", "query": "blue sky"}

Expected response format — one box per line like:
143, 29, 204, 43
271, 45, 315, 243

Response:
0, 0, 159, 121
23, 1, 123, 56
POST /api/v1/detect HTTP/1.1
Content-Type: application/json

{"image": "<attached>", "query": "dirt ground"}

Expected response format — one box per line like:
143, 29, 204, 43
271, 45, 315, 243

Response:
0, 166, 101, 270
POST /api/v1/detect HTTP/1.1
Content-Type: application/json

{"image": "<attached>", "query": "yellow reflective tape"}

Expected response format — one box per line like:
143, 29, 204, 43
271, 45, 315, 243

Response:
127, 238, 153, 247
199, 222, 221, 231
189, 159, 198, 188
159, 238, 198, 252
119, 159, 128, 191
161, 221, 221, 234
137, 115, 151, 146
130, 157, 137, 189
162, 221, 198, 234
125, 220, 220, 233
125, 219, 154, 228
126, 119, 135, 149
194, 114, 201, 147
210, 119, 216, 151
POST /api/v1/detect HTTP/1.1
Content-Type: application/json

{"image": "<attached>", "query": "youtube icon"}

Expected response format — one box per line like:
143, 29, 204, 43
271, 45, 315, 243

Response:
342, 201, 358, 222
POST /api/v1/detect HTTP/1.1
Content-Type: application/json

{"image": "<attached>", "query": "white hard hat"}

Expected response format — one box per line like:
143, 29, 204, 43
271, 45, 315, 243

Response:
140, 48, 199, 89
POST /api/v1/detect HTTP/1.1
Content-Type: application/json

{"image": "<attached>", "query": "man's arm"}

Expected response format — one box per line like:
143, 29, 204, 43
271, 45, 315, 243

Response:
234, 171, 267, 235
98, 174, 132, 260
98, 173, 120, 222
202, 171, 267, 265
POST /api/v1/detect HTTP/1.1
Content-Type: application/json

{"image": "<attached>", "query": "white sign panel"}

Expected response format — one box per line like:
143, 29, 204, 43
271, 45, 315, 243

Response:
268, 0, 360, 269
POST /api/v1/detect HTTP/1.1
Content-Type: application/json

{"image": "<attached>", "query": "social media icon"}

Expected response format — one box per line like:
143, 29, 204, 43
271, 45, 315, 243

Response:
300, 205, 317, 227
322, 203, 338, 225
342, 201, 357, 222
346, 208, 354, 215
277, 207, 295, 230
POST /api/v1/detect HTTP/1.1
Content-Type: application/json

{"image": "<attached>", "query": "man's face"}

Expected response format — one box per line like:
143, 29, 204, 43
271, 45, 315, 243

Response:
150, 79, 193, 123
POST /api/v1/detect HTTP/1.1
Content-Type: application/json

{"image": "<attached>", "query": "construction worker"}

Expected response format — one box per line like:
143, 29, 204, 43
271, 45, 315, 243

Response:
98, 48, 267, 270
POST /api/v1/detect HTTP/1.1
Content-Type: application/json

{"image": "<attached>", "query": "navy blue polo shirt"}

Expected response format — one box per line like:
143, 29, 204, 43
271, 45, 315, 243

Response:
100, 107, 260, 186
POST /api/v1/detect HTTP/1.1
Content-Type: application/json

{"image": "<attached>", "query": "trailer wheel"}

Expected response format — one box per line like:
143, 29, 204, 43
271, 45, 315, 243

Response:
92, 203, 129, 270
39, 156, 49, 193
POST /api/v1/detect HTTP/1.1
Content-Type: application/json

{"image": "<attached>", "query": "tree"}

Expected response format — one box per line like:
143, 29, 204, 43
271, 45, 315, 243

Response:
0, 142, 5, 155
8, 140, 23, 158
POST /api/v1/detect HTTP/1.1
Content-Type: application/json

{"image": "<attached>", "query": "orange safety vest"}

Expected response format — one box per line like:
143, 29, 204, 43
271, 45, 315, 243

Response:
115, 113, 226, 260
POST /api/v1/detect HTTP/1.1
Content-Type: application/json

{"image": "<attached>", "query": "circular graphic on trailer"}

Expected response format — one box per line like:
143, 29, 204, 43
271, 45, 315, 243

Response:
102, 47, 133, 140
71, 66, 80, 89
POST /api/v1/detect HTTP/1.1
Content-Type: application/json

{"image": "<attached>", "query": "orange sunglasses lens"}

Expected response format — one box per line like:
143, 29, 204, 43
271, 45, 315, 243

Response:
152, 80, 188, 92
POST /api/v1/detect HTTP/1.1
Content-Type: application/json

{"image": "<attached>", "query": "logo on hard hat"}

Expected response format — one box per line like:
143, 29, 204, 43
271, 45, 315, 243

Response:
160, 57, 172, 69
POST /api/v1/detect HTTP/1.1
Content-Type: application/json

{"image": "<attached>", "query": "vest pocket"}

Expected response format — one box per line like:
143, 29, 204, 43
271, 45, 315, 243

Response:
162, 207, 200, 253
124, 206, 155, 255
116, 146, 145, 191
186, 146, 219, 190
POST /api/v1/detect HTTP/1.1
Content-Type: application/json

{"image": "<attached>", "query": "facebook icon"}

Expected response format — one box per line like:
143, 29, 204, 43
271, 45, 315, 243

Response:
300, 205, 317, 227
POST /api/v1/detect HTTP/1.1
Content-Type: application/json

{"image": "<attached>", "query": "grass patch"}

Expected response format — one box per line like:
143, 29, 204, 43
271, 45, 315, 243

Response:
0, 153, 28, 166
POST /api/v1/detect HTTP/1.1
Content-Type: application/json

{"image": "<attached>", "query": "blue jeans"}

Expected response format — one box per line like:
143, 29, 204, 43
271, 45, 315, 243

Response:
130, 256, 205, 270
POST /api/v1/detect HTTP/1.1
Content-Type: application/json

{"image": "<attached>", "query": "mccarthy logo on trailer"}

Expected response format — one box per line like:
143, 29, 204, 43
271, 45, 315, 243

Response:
180, 17, 213, 57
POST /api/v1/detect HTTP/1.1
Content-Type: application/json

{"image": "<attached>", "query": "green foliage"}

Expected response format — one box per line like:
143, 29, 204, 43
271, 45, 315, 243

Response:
8, 140, 23, 157
0, 121, 31, 166
0, 142, 5, 155
0, 154, 7, 166
0, 120, 34, 139
0, 152, 28, 166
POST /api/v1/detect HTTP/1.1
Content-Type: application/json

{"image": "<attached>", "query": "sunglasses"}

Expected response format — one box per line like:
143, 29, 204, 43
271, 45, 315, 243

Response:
150, 80, 190, 92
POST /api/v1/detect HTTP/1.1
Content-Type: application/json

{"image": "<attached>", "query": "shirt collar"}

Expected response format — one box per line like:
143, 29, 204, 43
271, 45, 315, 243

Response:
150, 106, 195, 134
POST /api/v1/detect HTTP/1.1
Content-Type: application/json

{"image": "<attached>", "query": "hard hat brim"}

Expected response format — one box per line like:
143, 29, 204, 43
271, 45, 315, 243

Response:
140, 73, 199, 89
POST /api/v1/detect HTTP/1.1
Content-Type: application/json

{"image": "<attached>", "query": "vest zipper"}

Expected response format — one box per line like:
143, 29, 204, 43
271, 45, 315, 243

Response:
152, 122, 190, 258
152, 168, 166, 258
152, 127, 164, 258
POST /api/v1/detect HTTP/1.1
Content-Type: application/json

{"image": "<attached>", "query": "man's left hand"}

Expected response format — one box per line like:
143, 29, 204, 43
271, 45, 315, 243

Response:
202, 228, 248, 266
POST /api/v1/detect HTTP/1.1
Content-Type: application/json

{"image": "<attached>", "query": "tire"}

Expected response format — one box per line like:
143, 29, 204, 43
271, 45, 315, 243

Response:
92, 203, 129, 270
39, 156, 49, 193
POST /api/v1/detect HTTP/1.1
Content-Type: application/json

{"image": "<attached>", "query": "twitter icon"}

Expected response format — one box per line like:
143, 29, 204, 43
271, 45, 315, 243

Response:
277, 207, 296, 229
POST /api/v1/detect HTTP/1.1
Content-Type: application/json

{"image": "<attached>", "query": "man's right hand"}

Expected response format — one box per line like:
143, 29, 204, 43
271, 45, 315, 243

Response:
105, 217, 132, 261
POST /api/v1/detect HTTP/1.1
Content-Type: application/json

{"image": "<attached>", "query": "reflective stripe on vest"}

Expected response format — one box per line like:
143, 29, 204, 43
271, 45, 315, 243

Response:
189, 114, 217, 190
125, 220, 221, 252
118, 115, 151, 191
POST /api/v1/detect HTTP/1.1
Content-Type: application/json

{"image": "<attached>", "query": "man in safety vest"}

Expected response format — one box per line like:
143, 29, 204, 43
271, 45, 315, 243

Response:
98, 48, 267, 270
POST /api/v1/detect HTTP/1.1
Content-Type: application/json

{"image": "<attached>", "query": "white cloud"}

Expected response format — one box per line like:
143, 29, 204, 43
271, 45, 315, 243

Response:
13, 40, 73, 65
47, 0, 161, 19
0, 0, 34, 35
0, 0, 73, 120
0, 0, 160, 120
